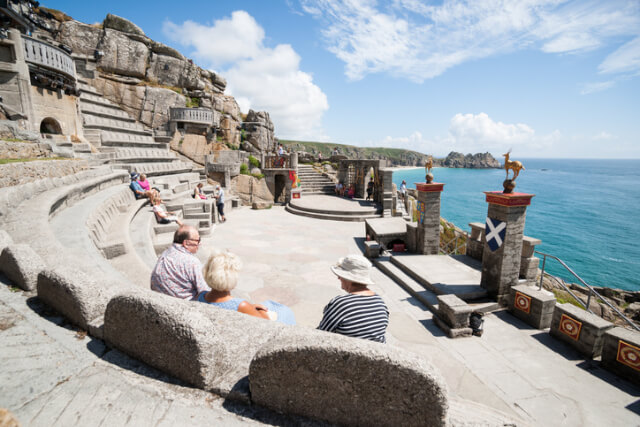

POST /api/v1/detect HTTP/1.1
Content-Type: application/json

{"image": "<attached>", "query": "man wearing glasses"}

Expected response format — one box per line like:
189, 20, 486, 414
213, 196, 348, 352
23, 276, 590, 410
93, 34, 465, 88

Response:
150, 225, 210, 300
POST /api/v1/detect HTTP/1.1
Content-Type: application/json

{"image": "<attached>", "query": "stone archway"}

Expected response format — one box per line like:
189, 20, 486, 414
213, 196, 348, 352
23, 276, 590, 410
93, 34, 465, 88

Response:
40, 117, 62, 134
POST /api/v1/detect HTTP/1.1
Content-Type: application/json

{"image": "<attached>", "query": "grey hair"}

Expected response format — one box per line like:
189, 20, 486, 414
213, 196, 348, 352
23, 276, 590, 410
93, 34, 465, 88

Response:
202, 250, 242, 292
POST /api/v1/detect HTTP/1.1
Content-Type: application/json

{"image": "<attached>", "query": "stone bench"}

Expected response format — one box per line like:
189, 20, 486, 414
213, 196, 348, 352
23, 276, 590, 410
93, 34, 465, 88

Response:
433, 294, 473, 338
509, 284, 556, 329
601, 327, 640, 386
104, 291, 450, 425
549, 303, 614, 358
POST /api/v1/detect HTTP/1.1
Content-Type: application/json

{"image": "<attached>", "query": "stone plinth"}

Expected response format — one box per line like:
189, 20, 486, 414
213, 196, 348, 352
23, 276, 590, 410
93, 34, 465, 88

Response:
509, 284, 556, 329
601, 327, 640, 386
364, 240, 380, 258
434, 294, 473, 338
520, 236, 542, 280
480, 191, 534, 304
415, 182, 444, 255
467, 222, 485, 261
550, 303, 614, 358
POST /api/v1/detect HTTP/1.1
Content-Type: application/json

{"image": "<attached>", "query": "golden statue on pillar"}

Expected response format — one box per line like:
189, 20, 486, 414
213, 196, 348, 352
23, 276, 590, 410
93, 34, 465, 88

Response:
502, 150, 525, 193
425, 155, 434, 183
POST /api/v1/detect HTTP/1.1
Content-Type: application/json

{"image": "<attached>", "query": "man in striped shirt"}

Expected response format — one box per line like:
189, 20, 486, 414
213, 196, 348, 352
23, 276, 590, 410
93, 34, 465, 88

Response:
318, 255, 389, 343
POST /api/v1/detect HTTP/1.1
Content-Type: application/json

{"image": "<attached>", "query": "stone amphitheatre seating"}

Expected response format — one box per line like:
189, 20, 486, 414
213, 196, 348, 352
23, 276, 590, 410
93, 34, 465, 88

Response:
0, 167, 516, 426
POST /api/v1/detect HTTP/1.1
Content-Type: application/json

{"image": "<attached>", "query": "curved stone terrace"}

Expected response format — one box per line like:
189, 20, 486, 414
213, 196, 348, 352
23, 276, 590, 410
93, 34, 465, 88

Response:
0, 169, 639, 426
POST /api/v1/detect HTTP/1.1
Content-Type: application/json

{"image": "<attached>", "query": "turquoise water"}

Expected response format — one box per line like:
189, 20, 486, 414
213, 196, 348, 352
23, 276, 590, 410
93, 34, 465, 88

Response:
393, 159, 640, 291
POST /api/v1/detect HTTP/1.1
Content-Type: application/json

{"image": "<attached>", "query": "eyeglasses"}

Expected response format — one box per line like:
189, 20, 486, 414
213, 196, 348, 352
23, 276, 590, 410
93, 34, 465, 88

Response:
185, 238, 201, 246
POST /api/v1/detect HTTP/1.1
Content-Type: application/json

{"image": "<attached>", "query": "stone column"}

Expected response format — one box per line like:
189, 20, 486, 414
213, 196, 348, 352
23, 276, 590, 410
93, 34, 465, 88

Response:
415, 182, 445, 255
9, 29, 36, 130
379, 168, 394, 217
290, 152, 298, 169
480, 191, 534, 305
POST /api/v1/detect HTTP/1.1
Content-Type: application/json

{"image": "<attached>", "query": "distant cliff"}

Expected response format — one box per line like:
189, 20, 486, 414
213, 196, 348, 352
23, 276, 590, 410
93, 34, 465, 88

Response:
281, 140, 500, 168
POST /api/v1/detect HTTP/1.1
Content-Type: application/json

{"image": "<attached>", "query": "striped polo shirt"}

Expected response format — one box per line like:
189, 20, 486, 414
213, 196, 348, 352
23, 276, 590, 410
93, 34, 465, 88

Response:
317, 293, 389, 343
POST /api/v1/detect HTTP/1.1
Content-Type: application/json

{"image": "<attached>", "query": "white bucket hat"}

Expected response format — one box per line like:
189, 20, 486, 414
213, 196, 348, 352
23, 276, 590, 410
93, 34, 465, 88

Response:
331, 254, 374, 286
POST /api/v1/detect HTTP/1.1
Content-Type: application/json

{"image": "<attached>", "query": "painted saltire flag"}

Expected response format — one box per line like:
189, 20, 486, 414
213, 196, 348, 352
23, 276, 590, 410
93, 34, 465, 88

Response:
485, 217, 506, 252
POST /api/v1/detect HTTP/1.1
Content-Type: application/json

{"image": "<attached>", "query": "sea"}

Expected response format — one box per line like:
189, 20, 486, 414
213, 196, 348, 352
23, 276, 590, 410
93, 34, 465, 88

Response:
392, 159, 640, 292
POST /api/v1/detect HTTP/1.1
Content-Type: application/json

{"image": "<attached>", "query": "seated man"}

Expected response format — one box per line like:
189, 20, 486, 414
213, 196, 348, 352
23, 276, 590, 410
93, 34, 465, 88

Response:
130, 172, 158, 203
150, 225, 210, 300
152, 198, 183, 226
335, 182, 344, 196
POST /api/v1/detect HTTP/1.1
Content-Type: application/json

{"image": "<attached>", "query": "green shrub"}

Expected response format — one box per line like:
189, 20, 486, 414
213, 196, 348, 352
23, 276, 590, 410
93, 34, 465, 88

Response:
186, 97, 200, 108
251, 172, 265, 179
248, 155, 260, 169
240, 163, 249, 175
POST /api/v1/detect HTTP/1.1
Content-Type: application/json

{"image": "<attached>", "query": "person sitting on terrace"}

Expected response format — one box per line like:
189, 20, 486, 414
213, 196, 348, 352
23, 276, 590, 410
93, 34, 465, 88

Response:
198, 250, 296, 325
129, 172, 158, 204
150, 225, 210, 300
346, 184, 355, 199
400, 180, 407, 200
137, 173, 150, 191
193, 182, 207, 200
317, 254, 389, 343
335, 182, 344, 196
152, 198, 183, 226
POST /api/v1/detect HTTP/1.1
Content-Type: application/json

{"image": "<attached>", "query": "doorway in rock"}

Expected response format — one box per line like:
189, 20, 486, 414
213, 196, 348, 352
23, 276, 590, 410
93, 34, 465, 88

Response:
274, 174, 286, 204
40, 117, 62, 134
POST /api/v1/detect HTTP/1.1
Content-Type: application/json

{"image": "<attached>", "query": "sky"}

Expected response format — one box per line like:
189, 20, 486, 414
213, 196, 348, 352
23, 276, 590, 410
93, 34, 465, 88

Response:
44, 0, 640, 158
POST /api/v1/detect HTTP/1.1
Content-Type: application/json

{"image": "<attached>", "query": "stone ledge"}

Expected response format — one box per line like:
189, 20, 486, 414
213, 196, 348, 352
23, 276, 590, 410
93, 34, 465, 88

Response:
249, 327, 449, 427
509, 284, 555, 329
550, 303, 614, 358
601, 327, 640, 386
0, 244, 46, 291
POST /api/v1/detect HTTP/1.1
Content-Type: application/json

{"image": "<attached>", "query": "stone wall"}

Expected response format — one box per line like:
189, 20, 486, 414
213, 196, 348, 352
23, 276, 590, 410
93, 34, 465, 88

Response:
29, 85, 83, 137
0, 159, 88, 188
0, 141, 52, 159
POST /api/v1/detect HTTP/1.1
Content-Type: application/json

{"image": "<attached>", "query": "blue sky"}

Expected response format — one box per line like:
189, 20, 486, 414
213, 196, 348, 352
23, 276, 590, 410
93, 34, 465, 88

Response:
45, 0, 640, 158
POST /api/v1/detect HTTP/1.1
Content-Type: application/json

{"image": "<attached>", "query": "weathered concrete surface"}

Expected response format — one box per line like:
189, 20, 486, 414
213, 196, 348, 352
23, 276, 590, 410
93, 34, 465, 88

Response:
0, 278, 322, 426
250, 327, 449, 426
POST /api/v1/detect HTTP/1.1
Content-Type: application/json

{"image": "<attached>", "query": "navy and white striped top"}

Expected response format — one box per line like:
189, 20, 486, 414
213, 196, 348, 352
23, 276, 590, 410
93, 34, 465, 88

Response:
317, 293, 389, 343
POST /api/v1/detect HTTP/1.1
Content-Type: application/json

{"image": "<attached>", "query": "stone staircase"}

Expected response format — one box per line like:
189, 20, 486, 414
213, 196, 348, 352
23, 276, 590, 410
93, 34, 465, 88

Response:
373, 255, 499, 316
77, 80, 203, 202
297, 164, 335, 195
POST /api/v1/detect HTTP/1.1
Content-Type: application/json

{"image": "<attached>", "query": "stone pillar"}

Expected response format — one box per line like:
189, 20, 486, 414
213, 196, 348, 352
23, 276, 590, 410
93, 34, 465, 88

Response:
415, 182, 444, 255
379, 168, 394, 217
290, 152, 298, 169
480, 191, 534, 304
9, 29, 36, 130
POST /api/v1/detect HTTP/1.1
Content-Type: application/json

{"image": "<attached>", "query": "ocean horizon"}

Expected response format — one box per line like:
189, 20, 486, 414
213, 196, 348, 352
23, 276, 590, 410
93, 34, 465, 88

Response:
392, 158, 640, 292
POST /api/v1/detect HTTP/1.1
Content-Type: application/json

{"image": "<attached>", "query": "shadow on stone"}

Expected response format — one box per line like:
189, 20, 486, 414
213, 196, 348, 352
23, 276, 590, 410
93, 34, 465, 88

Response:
100, 348, 187, 387
25, 296, 66, 327
529, 331, 584, 361
353, 236, 367, 253
493, 309, 539, 331
625, 399, 640, 416
575, 360, 640, 396
419, 317, 447, 337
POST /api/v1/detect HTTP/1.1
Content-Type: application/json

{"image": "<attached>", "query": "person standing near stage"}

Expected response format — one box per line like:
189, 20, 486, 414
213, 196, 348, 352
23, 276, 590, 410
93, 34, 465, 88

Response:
215, 184, 226, 222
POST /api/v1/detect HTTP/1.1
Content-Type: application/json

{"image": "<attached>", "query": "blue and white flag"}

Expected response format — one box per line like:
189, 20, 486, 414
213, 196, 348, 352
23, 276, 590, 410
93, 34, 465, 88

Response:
485, 217, 506, 252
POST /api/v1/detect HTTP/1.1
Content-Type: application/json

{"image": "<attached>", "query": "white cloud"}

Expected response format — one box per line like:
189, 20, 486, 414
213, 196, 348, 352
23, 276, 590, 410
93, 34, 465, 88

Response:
598, 37, 640, 75
369, 113, 561, 157
301, 0, 640, 83
580, 81, 615, 95
163, 12, 328, 140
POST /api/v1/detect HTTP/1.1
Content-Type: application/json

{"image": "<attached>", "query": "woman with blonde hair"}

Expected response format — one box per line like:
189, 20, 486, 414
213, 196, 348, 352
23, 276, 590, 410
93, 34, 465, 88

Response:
198, 250, 296, 325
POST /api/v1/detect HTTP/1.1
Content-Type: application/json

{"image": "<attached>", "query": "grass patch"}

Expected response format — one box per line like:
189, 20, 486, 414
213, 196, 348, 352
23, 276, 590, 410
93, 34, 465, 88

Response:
2, 138, 33, 143
185, 97, 200, 108
248, 155, 260, 169
0, 157, 68, 164
138, 80, 182, 94
552, 289, 585, 309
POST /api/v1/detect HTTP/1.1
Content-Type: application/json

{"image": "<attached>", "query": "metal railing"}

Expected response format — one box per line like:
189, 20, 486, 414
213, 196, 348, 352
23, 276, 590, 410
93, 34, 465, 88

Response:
536, 250, 639, 332
22, 35, 76, 81
439, 234, 467, 255
170, 107, 218, 126
264, 154, 291, 169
